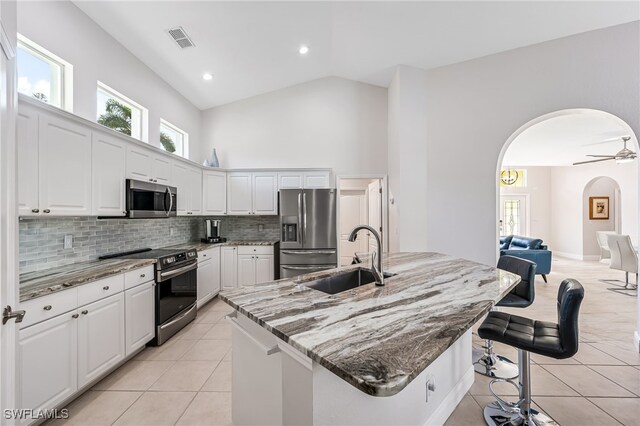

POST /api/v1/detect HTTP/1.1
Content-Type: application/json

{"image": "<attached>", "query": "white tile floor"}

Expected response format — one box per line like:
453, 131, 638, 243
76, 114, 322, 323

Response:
53, 256, 639, 425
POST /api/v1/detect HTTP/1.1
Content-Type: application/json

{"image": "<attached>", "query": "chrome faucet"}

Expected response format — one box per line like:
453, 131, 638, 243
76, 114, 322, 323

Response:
348, 225, 384, 286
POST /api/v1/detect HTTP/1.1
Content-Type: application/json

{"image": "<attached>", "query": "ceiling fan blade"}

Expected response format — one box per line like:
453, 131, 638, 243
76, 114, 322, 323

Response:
586, 155, 616, 158
573, 158, 615, 165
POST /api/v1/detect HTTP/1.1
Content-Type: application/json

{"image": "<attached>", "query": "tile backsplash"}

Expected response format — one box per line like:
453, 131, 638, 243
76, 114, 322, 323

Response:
19, 215, 280, 274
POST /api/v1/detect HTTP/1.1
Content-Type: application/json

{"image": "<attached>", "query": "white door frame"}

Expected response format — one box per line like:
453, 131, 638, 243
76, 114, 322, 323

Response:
0, 8, 19, 424
336, 174, 389, 265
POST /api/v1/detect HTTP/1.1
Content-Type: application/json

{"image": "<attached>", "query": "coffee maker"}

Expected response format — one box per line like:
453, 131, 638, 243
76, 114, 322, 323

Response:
202, 219, 225, 243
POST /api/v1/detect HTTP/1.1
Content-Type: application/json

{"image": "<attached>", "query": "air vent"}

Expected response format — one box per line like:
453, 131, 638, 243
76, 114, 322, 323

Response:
167, 26, 194, 49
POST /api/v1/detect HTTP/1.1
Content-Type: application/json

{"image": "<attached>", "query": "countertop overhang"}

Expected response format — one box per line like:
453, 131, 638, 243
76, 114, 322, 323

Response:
220, 252, 520, 397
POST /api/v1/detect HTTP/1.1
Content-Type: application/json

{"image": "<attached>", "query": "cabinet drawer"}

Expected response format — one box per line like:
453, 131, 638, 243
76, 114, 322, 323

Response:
237, 246, 274, 255
20, 288, 78, 329
198, 248, 218, 264
77, 274, 125, 307
124, 265, 154, 290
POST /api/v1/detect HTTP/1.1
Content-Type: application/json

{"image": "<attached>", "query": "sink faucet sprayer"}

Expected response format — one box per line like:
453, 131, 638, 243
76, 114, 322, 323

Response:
348, 225, 384, 286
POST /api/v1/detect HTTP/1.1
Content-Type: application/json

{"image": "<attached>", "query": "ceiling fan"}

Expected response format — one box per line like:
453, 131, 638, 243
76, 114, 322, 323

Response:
573, 136, 636, 165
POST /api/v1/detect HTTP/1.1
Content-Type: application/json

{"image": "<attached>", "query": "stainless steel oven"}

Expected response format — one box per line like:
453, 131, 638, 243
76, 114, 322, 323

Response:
126, 179, 177, 218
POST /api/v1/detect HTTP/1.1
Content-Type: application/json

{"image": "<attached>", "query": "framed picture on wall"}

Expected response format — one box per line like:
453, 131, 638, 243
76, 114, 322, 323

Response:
589, 196, 610, 220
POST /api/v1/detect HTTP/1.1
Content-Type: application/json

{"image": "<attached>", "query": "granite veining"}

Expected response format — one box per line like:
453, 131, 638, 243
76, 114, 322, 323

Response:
219, 252, 520, 397
20, 259, 155, 302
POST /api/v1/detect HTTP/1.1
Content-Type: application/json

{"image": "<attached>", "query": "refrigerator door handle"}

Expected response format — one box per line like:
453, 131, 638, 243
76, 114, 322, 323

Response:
281, 250, 336, 255
297, 192, 303, 244
303, 192, 307, 245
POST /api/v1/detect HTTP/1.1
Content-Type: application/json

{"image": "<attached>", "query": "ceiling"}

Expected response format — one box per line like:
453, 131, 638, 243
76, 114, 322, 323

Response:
502, 111, 634, 167
73, 1, 639, 110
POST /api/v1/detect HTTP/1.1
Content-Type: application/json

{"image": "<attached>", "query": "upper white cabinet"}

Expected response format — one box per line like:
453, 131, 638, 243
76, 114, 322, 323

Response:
126, 145, 173, 185
227, 171, 278, 215
277, 170, 331, 190
173, 161, 202, 215
17, 104, 39, 216
92, 131, 126, 216
203, 170, 227, 215
39, 113, 92, 216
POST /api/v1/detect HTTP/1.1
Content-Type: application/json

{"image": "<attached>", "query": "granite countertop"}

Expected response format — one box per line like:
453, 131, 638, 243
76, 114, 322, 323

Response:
168, 240, 279, 252
20, 258, 155, 302
219, 252, 520, 397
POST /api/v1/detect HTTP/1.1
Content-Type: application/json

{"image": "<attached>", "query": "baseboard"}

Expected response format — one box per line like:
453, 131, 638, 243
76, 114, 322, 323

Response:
634, 331, 640, 353
424, 366, 474, 426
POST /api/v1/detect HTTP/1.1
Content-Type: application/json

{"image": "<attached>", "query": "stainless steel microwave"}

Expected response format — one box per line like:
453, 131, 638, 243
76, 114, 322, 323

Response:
126, 179, 177, 218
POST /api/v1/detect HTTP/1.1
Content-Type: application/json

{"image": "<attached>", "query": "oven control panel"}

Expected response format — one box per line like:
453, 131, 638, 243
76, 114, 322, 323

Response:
159, 249, 198, 268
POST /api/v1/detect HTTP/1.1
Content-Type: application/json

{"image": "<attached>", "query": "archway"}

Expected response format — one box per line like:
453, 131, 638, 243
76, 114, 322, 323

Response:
583, 176, 622, 260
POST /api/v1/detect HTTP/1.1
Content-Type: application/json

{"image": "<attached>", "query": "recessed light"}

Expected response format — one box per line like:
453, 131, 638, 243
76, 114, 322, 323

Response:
202, 73, 213, 81
298, 45, 309, 55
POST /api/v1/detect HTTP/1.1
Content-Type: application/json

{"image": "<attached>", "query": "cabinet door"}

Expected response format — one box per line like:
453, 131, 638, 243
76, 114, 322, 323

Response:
92, 132, 126, 216
221, 246, 238, 289
18, 312, 78, 413
172, 162, 190, 215
152, 155, 172, 185
252, 172, 278, 215
278, 172, 303, 190
238, 255, 257, 287
210, 247, 221, 295
188, 166, 203, 215
39, 114, 92, 215
17, 104, 39, 216
77, 293, 125, 388
125, 281, 155, 356
126, 145, 153, 182
255, 255, 275, 284
303, 171, 331, 189
197, 258, 215, 307
203, 171, 227, 215
227, 172, 252, 215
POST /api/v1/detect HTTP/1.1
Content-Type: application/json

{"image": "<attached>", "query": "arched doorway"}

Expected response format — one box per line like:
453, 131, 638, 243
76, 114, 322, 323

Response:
583, 176, 622, 260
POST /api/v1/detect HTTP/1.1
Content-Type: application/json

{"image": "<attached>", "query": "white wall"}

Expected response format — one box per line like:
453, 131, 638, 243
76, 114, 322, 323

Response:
500, 166, 552, 246
17, 1, 202, 161
583, 177, 618, 257
199, 76, 388, 174
387, 66, 429, 252
416, 22, 639, 266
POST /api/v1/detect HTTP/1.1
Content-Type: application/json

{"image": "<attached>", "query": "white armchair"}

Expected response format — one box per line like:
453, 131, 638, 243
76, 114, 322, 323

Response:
607, 234, 638, 290
596, 231, 617, 263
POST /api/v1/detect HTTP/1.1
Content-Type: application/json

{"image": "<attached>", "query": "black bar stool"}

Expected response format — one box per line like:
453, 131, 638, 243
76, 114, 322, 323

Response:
478, 278, 584, 426
475, 256, 536, 379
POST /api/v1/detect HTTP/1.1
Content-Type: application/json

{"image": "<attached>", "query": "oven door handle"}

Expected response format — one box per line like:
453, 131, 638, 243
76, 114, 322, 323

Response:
158, 261, 197, 282
159, 303, 197, 330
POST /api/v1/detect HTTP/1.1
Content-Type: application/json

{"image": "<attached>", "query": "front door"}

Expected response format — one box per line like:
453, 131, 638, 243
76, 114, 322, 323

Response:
500, 195, 528, 236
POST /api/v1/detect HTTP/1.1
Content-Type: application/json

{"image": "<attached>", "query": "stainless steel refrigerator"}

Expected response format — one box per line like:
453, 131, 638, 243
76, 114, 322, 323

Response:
279, 189, 337, 278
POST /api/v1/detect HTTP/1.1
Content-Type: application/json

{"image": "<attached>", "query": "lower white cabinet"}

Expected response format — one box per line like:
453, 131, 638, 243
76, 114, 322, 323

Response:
18, 312, 78, 417
238, 254, 274, 286
221, 246, 238, 289
77, 293, 125, 388
256, 256, 275, 284
197, 247, 221, 308
125, 281, 155, 356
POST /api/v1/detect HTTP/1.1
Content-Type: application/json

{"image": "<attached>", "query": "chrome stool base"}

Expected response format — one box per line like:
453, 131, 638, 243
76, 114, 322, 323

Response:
474, 352, 519, 379
483, 402, 558, 426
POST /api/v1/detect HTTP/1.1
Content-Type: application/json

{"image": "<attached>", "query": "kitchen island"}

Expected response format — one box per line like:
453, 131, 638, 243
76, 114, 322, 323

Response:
220, 252, 520, 425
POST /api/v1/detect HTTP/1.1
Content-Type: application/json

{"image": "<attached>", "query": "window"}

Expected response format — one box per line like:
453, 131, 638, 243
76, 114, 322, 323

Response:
97, 82, 148, 141
16, 34, 73, 110
499, 169, 527, 187
160, 119, 189, 158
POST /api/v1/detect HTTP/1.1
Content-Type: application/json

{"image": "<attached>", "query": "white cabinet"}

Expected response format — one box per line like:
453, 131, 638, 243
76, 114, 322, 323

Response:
256, 256, 275, 284
277, 170, 331, 190
197, 247, 221, 308
126, 145, 172, 185
173, 161, 202, 215
227, 171, 278, 215
237, 255, 257, 287
203, 170, 227, 215
236, 246, 275, 286
92, 131, 126, 216
38, 113, 92, 215
252, 172, 278, 215
221, 246, 238, 289
18, 311, 78, 415
17, 104, 39, 216
77, 293, 125, 388
125, 281, 155, 356
227, 172, 252, 215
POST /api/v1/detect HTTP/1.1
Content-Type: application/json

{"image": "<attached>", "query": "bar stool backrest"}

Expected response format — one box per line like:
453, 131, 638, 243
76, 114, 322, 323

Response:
557, 279, 585, 358
497, 255, 536, 306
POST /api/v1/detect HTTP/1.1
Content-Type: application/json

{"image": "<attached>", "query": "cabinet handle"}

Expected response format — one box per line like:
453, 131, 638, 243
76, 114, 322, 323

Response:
154, 179, 158, 183
43, 305, 52, 311
43, 209, 51, 213
103, 286, 110, 291
149, 178, 153, 182
140, 273, 146, 278
81, 310, 88, 315
72, 313, 79, 319
31, 208, 39, 213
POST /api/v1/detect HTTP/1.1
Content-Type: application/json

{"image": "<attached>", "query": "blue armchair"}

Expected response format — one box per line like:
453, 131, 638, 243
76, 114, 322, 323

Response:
500, 235, 552, 283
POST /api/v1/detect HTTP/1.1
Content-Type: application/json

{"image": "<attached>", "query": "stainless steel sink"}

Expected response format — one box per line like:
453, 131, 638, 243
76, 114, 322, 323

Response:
301, 268, 396, 295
